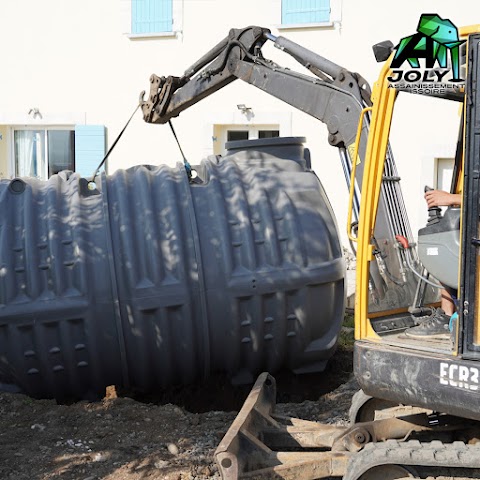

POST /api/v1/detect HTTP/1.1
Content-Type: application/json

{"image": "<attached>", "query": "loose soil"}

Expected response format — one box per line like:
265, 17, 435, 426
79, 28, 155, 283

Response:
0, 346, 356, 480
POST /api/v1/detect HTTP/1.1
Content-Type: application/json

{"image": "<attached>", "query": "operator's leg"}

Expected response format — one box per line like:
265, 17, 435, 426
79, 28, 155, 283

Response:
405, 287, 455, 339
441, 288, 455, 316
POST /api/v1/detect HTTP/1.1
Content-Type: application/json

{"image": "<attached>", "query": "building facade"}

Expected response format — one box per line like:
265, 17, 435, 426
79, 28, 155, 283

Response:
1, 0, 478, 244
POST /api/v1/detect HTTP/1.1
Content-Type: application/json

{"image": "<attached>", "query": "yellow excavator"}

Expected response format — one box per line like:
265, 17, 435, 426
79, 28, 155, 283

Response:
141, 21, 480, 480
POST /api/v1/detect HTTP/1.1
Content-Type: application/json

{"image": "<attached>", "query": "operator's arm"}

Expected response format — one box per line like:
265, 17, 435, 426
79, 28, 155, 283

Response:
424, 190, 462, 207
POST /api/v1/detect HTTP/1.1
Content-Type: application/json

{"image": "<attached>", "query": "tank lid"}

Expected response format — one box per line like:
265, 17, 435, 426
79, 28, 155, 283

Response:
225, 136, 306, 151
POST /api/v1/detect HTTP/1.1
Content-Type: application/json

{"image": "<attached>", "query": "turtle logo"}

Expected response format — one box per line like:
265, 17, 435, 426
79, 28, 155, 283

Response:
389, 14, 465, 83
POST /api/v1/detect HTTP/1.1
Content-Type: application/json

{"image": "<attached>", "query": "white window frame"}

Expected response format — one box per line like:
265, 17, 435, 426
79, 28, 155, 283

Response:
9, 126, 75, 180
203, 111, 292, 158
122, 0, 183, 39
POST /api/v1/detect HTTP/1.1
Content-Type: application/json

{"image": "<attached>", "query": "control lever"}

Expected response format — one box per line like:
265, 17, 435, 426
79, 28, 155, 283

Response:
425, 186, 442, 225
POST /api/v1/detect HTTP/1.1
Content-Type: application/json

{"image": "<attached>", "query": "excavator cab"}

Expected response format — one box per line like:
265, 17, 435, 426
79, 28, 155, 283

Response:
353, 27, 480, 412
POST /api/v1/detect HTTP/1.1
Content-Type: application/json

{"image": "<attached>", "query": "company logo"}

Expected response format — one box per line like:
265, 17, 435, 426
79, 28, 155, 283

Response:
388, 14, 465, 93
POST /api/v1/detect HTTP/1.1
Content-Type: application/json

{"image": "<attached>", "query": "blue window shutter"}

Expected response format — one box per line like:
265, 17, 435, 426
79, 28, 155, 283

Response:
132, 0, 172, 34
282, 0, 330, 24
74, 125, 106, 178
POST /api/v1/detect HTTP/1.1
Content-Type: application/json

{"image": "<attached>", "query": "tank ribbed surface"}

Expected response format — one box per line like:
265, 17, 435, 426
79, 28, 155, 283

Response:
0, 137, 345, 399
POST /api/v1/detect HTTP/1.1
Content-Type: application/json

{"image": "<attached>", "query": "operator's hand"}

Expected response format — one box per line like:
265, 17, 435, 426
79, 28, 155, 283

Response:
424, 190, 462, 208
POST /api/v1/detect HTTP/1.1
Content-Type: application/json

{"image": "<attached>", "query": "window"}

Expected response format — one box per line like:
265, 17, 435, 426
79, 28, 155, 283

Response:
131, 0, 172, 34
214, 125, 280, 155
227, 131, 249, 142
259, 130, 280, 139
48, 131, 76, 177
281, 0, 331, 25
226, 129, 283, 142
14, 129, 74, 180
12, 126, 105, 180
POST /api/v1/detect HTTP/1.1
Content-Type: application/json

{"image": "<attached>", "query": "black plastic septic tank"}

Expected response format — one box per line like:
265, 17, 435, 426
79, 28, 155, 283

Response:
0, 136, 345, 400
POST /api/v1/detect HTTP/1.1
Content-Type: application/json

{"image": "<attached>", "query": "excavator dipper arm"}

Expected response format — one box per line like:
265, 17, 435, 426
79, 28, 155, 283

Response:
140, 25, 371, 150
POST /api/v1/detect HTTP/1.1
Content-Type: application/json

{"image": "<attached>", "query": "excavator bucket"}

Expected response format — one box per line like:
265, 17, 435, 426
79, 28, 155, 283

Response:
215, 372, 350, 479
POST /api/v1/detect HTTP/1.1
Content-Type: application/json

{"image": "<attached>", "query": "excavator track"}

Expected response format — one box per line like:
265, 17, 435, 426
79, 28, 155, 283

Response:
345, 440, 480, 480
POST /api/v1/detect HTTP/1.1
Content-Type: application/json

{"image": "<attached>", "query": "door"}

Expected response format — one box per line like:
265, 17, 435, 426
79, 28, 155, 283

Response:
461, 33, 480, 359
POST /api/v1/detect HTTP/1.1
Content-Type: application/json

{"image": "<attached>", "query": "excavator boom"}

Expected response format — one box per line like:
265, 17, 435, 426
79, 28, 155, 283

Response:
141, 26, 370, 150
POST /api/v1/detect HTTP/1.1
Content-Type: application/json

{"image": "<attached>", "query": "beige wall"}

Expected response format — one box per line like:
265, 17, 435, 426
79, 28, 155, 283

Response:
1, 0, 479, 243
